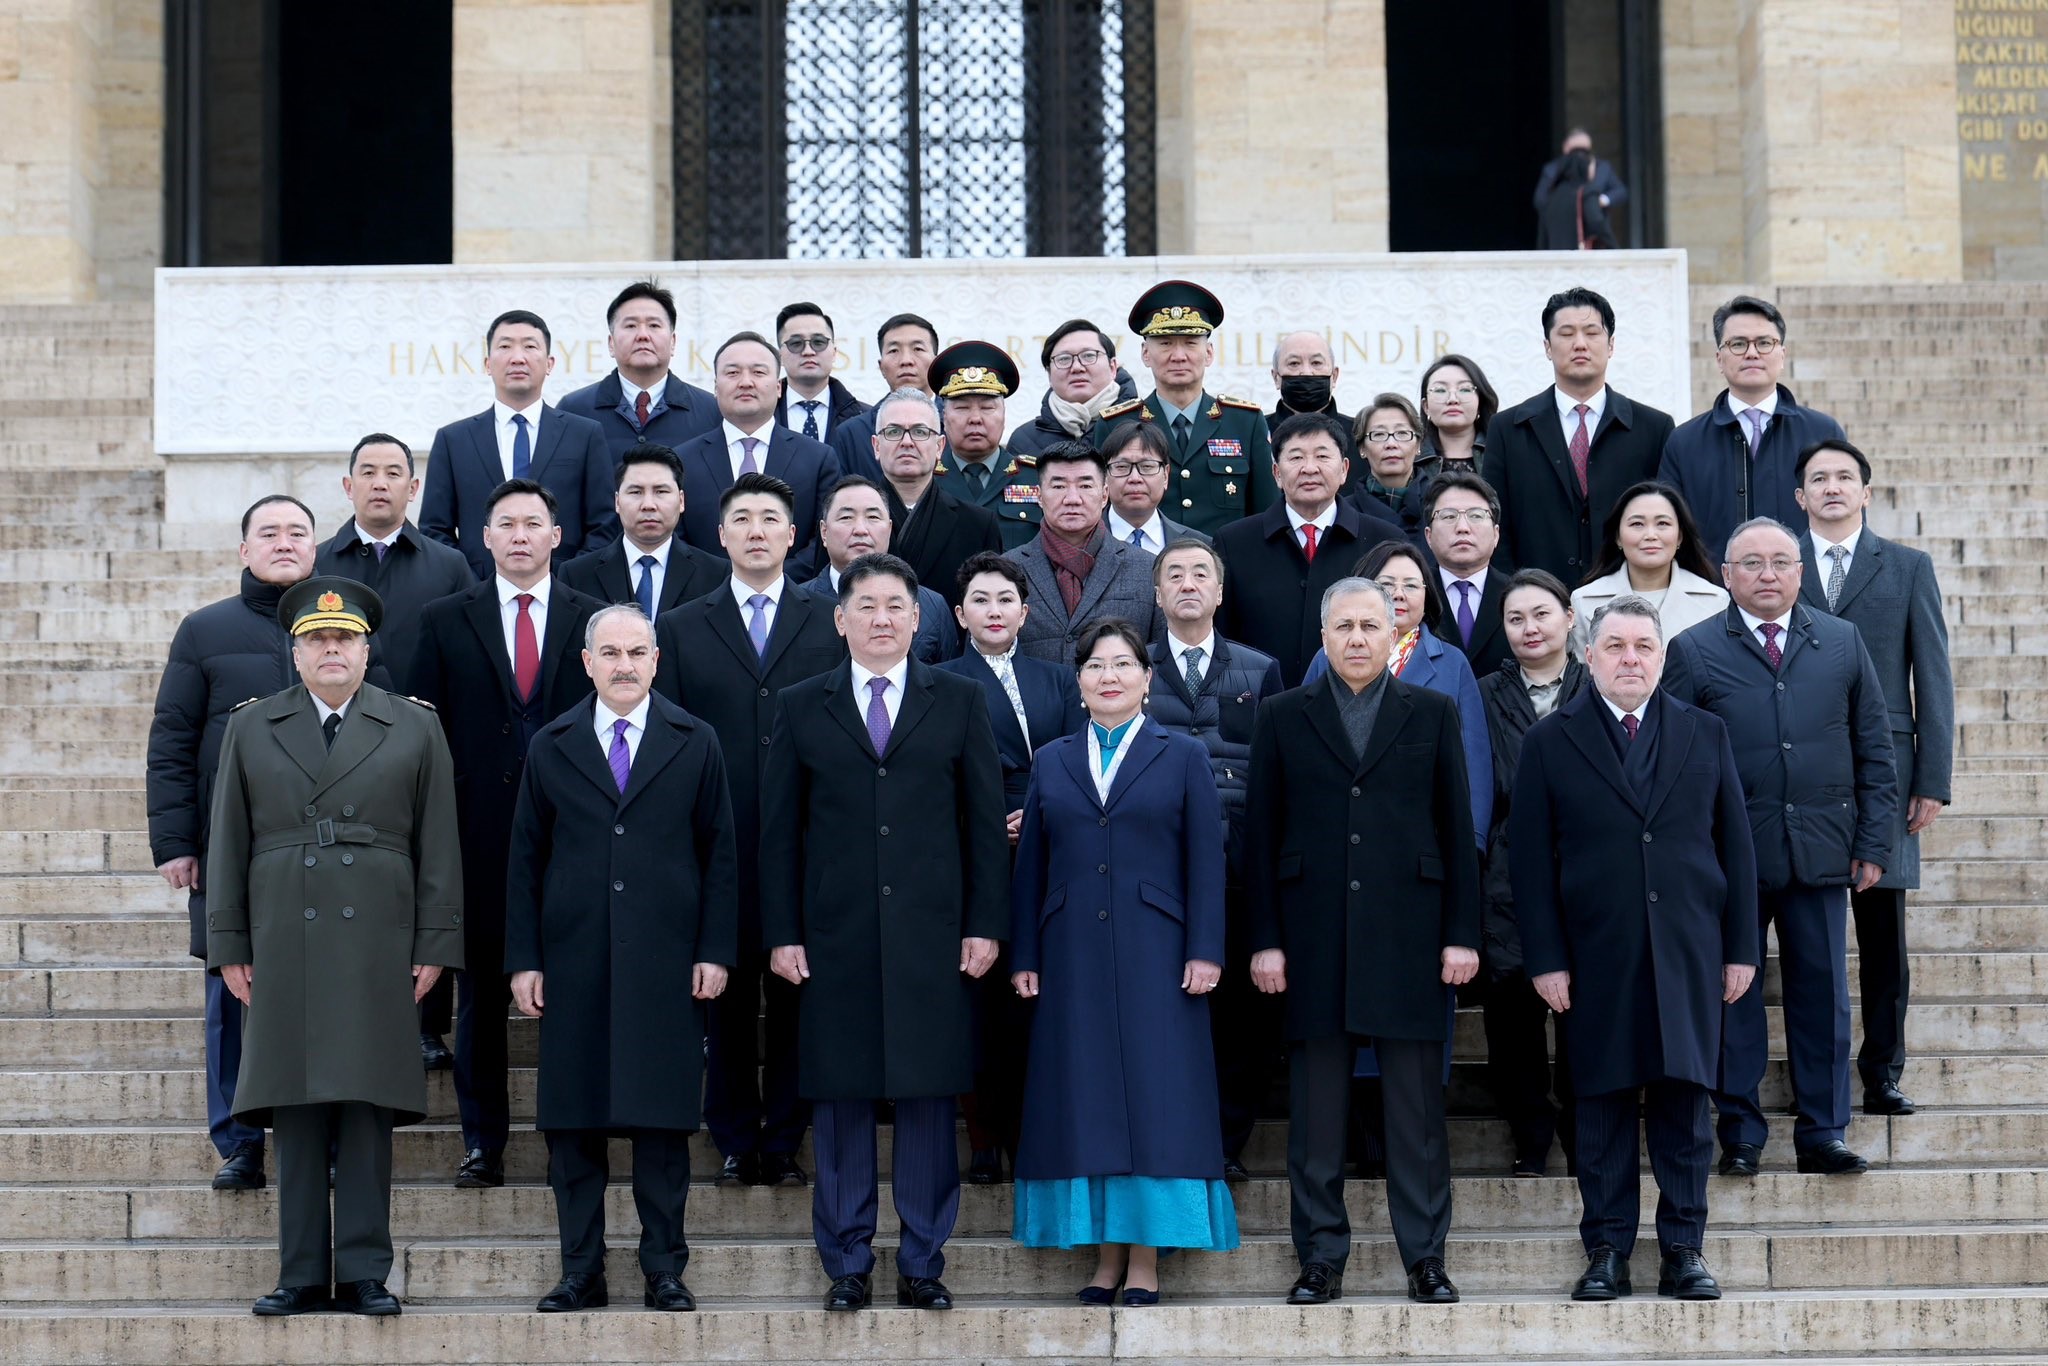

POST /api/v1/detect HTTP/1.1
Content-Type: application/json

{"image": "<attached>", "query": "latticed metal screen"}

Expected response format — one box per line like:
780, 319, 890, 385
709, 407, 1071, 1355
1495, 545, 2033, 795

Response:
674, 0, 1155, 260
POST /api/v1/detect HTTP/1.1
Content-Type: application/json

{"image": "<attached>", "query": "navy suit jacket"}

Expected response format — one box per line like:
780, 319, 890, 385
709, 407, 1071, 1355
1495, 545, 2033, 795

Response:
557, 532, 728, 615
556, 370, 722, 467
421, 405, 618, 580
672, 425, 843, 577
936, 647, 1086, 809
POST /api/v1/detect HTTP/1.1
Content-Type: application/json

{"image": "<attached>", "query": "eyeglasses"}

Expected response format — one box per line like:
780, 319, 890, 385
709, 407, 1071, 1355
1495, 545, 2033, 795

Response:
1731, 556, 1799, 574
1425, 383, 1478, 399
1375, 577, 1426, 595
1080, 658, 1146, 677
1431, 508, 1495, 527
1050, 348, 1105, 371
876, 424, 941, 443
782, 334, 833, 354
1718, 337, 1780, 356
1107, 460, 1166, 477
1365, 428, 1418, 444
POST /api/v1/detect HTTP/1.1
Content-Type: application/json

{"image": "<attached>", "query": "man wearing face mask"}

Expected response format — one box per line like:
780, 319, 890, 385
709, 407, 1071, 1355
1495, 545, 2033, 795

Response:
1266, 331, 1355, 465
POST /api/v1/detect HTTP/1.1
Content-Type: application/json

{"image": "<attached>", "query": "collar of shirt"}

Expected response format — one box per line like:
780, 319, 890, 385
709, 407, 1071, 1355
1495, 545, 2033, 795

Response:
496, 575, 552, 610
1106, 507, 1167, 545
850, 656, 911, 710
623, 536, 670, 573
1284, 501, 1337, 536
595, 692, 651, 749
1813, 524, 1862, 561
356, 524, 402, 550
1729, 389, 1780, 422
1174, 632, 1216, 672
1441, 566, 1488, 602
619, 373, 665, 411
722, 418, 773, 453
729, 574, 785, 613
494, 398, 543, 433
1520, 666, 1565, 695
1157, 393, 1205, 429
311, 692, 354, 725
957, 451, 1004, 476
975, 639, 1021, 668
1554, 386, 1607, 428
1599, 692, 1646, 728
1737, 605, 1794, 639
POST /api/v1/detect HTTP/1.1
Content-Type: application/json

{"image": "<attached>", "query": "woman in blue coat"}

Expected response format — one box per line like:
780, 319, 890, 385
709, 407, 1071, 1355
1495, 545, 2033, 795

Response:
1010, 619, 1238, 1305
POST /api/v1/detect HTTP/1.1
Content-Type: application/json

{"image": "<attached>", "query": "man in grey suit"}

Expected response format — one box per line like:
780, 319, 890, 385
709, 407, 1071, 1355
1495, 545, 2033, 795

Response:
1004, 440, 1166, 662
1794, 439, 1953, 1116
1102, 420, 1210, 553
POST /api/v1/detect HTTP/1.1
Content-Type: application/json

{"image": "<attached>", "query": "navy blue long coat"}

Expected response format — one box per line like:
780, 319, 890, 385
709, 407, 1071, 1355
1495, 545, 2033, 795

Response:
1509, 688, 1762, 1096
1009, 719, 1228, 1181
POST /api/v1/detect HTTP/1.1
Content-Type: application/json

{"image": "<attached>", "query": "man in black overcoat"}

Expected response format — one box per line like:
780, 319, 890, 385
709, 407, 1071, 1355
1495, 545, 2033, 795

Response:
651, 471, 847, 1189
873, 388, 1004, 608
410, 479, 603, 1187
760, 553, 1009, 1313
506, 605, 739, 1314
1245, 577, 1481, 1306
1511, 594, 1761, 1303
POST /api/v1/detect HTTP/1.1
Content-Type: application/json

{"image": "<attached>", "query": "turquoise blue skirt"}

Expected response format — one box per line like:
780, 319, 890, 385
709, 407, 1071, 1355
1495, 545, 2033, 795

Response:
1012, 1175, 1240, 1251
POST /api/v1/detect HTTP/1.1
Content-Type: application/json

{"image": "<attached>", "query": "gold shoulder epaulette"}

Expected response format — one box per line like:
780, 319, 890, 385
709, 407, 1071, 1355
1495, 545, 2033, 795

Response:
1099, 397, 1147, 421
400, 695, 438, 712
1218, 394, 1262, 412
228, 696, 260, 712
1011, 454, 1037, 470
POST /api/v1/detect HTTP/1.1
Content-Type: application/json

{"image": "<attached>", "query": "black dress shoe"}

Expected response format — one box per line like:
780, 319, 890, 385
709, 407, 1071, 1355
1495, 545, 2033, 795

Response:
1571, 1246, 1632, 1301
1511, 1156, 1546, 1178
644, 1272, 695, 1311
454, 1147, 504, 1188
1657, 1246, 1721, 1299
1121, 1286, 1160, 1306
334, 1279, 401, 1316
1717, 1142, 1762, 1177
897, 1274, 953, 1309
759, 1153, 807, 1188
966, 1147, 1002, 1184
213, 1141, 265, 1191
536, 1271, 609, 1312
1222, 1157, 1249, 1183
1406, 1256, 1459, 1303
716, 1153, 758, 1188
419, 1032, 454, 1071
824, 1273, 871, 1310
1286, 1260, 1343, 1305
1076, 1283, 1118, 1305
1864, 1081, 1916, 1115
1796, 1140, 1870, 1175
252, 1284, 328, 1316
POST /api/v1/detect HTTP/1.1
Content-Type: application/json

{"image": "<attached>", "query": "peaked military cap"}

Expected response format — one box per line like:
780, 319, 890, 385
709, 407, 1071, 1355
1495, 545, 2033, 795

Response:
1129, 280, 1224, 337
279, 576, 384, 637
929, 341, 1021, 399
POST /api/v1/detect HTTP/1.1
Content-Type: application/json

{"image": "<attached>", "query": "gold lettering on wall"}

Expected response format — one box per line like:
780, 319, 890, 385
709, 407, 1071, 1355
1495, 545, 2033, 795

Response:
1957, 0, 2048, 277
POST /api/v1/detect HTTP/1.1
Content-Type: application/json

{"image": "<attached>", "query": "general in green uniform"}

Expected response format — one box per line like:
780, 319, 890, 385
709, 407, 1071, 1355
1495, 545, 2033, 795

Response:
1089, 280, 1276, 537
931, 339, 1045, 550
206, 576, 464, 1318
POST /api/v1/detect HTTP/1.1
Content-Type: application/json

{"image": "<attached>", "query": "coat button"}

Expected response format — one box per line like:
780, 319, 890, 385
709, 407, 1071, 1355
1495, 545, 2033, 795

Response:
1349, 880, 1361, 891
878, 766, 888, 777
1776, 682, 1786, 691
502, 723, 513, 735
1782, 742, 1791, 750
1098, 817, 1108, 827
759, 687, 769, 697
1180, 469, 1191, 479
1349, 833, 1360, 844
1649, 892, 1659, 903
1351, 787, 1361, 798
1098, 909, 1109, 920
761, 736, 771, 745
303, 805, 317, 818
882, 885, 892, 896
1642, 833, 1652, 843
304, 908, 316, 920
614, 824, 625, 835
1182, 498, 1194, 508
613, 880, 625, 891
504, 773, 514, 783
304, 856, 316, 868
1098, 864, 1108, 873
341, 853, 354, 865
452, 913, 461, 925
341, 805, 355, 817
342, 906, 355, 919
1785, 803, 1795, 813
879, 825, 890, 836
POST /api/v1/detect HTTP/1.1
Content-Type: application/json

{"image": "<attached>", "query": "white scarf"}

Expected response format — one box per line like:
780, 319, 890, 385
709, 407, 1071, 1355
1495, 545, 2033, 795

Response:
1047, 379, 1124, 437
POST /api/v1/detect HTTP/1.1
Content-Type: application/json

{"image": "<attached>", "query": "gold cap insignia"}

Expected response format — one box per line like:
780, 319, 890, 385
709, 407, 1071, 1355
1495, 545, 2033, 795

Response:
317, 591, 343, 613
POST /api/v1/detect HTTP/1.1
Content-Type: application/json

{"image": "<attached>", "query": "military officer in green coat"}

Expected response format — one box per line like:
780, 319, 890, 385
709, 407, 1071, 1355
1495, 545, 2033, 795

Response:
932, 340, 1044, 550
207, 577, 464, 1318
1090, 279, 1276, 537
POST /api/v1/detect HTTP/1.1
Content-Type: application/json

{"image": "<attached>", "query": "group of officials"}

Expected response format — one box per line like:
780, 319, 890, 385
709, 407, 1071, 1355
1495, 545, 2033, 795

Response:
147, 274, 1952, 1316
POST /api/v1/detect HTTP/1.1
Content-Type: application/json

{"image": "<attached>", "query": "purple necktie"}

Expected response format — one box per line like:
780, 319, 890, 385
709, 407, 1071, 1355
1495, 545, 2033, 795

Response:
607, 717, 631, 793
1621, 713, 1639, 743
373, 541, 388, 563
739, 436, 761, 475
865, 677, 892, 757
1742, 407, 1766, 458
747, 593, 771, 656
1569, 404, 1591, 497
1454, 579, 1475, 643
1759, 621, 1783, 670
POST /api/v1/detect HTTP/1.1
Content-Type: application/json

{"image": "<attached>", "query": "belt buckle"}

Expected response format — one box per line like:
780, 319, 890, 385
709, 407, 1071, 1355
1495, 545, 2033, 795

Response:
315, 818, 336, 847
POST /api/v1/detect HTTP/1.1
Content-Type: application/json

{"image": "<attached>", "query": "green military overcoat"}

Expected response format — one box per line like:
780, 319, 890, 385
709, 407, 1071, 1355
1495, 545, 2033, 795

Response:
205, 683, 464, 1126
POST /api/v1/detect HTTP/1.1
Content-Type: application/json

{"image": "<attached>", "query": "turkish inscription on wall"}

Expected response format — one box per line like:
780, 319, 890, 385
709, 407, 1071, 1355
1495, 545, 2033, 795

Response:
1957, 0, 2048, 278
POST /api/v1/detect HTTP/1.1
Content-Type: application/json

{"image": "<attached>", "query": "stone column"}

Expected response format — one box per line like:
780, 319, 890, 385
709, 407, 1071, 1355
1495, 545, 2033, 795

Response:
452, 0, 671, 263
1737, 0, 1961, 282
1155, 0, 1388, 255
1663, 0, 1746, 283
0, 0, 100, 302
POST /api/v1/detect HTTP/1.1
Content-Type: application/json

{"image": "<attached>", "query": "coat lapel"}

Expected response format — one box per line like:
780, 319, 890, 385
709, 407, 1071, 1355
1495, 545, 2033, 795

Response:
467, 411, 502, 489
309, 685, 392, 801
1830, 533, 1885, 613
461, 584, 519, 703
561, 701, 625, 805
1561, 692, 1643, 814
964, 650, 1028, 751
537, 580, 581, 696
1350, 679, 1414, 780
821, 663, 875, 757
1057, 731, 1104, 811
706, 584, 764, 676
1530, 393, 1581, 504
1069, 536, 1129, 626
882, 662, 936, 759
266, 689, 329, 783
616, 702, 688, 812
1640, 692, 1694, 823
1104, 718, 1169, 810
1304, 675, 1360, 774
757, 578, 816, 675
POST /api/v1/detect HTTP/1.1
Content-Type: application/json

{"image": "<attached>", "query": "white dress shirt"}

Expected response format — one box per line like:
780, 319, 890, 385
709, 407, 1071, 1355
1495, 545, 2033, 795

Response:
1599, 693, 1646, 730
312, 693, 353, 726
1086, 716, 1140, 802
594, 692, 651, 766
1737, 606, 1794, 653
1812, 523, 1862, 582
1554, 386, 1608, 447
1284, 501, 1337, 557
850, 656, 910, 731
356, 524, 402, 552
1729, 387, 1780, 448
1107, 507, 1171, 553
722, 419, 776, 480
493, 399, 544, 481
785, 385, 833, 441
620, 374, 662, 423
1172, 631, 1216, 686
1440, 566, 1489, 623
729, 573, 785, 639
495, 574, 551, 663
623, 536, 671, 604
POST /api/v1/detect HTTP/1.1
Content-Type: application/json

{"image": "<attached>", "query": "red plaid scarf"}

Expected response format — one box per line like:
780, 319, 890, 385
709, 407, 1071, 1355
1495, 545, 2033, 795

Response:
1039, 521, 1106, 615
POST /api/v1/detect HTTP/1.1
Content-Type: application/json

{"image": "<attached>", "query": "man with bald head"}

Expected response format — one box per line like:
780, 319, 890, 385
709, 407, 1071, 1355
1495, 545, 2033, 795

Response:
1662, 517, 1897, 1179
1244, 577, 1480, 1307
1265, 330, 1354, 464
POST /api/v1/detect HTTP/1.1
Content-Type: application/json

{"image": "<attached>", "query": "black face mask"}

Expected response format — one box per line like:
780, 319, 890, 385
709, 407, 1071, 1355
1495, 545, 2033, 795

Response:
1279, 375, 1333, 412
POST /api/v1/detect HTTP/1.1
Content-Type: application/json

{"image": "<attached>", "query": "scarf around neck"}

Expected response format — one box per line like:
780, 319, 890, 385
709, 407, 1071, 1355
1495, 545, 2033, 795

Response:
1040, 521, 1106, 614
1047, 379, 1124, 438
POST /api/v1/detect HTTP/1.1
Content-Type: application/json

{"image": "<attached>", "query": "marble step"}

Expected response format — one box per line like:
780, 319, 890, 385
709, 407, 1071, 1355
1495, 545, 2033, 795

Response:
0, 917, 186, 964
0, 548, 235, 582
0, 831, 153, 876
0, 875, 181, 917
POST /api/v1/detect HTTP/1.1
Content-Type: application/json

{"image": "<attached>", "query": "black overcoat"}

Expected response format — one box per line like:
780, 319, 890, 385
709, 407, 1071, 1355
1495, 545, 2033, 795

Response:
757, 660, 1010, 1100
1213, 498, 1413, 687
1508, 689, 1762, 1096
1244, 673, 1481, 1041
1481, 386, 1674, 585
504, 694, 739, 1132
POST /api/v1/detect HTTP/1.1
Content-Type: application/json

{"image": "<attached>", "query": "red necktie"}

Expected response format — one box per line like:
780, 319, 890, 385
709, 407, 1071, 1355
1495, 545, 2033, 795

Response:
1569, 404, 1592, 497
1301, 524, 1319, 563
513, 593, 540, 701
634, 390, 651, 429
1621, 713, 1639, 743
1759, 621, 1782, 671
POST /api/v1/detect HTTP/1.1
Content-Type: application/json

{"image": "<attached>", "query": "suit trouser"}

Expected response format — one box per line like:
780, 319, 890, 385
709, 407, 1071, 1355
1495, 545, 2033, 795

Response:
1715, 883, 1852, 1151
704, 951, 809, 1159
203, 973, 262, 1157
1481, 972, 1577, 1169
1852, 886, 1911, 1089
963, 957, 1028, 1158
546, 1129, 693, 1278
271, 1101, 394, 1287
812, 1096, 959, 1280
1288, 1034, 1450, 1273
453, 950, 513, 1152
1575, 1080, 1710, 1259
418, 969, 455, 1038
1213, 963, 1285, 1162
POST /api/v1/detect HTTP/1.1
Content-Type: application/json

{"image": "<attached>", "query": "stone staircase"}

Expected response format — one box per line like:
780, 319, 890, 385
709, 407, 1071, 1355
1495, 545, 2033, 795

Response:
0, 289, 2045, 1362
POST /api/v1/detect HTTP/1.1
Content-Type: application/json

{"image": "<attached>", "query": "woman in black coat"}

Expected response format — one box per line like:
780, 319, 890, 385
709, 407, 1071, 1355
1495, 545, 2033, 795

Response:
1010, 620, 1237, 1305
1535, 149, 1616, 250
1475, 569, 1588, 1176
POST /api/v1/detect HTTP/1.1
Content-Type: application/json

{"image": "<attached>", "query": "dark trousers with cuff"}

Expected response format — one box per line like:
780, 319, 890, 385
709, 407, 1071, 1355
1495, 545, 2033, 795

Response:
1574, 1079, 1710, 1259
271, 1101, 394, 1288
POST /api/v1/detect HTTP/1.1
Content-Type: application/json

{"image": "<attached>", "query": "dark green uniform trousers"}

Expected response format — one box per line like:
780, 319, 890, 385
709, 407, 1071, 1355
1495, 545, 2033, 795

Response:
272, 1101, 395, 1287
